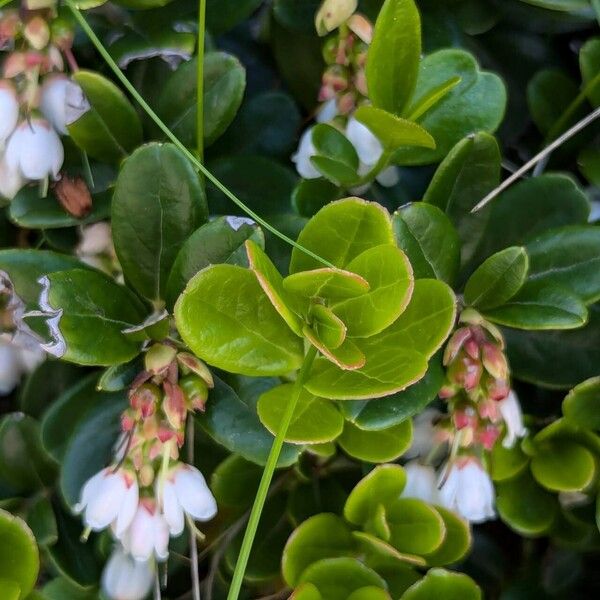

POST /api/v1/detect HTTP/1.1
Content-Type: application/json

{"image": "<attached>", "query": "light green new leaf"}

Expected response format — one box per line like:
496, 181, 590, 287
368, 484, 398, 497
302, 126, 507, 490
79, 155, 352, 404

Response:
175, 264, 304, 376
284, 268, 370, 301
338, 420, 412, 463
401, 569, 481, 600
563, 376, 600, 430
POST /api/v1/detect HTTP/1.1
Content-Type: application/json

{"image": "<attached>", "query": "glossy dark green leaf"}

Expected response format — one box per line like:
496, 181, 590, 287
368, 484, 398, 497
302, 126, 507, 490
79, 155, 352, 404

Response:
42, 578, 99, 600
39, 269, 147, 365
393, 203, 460, 284
282, 513, 356, 586
0, 509, 39, 600
423, 133, 501, 265
211, 454, 262, 509
394, 50, 506, 164
157, 52, 245, 148
67, 70, 142, 163
206, 0, 262, 34
166, 216, 264, 309
464, 247, 529, 310
526, 226, 600, 304
484, 281, 588, 330
112, 142, 207, 302
196, 376, 300, 467
175, 264, 304, 376
26, 495, 58, 547
312, 123, 359, 169
292, 178, 341, 218
580, 37, 600, 107
96, 358, 142, 392
366, 0, 421, 115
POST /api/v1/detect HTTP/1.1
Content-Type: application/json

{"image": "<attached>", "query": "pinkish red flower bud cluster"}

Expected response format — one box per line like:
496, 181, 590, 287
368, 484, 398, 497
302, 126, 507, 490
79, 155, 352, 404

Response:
318, 13, 372, 115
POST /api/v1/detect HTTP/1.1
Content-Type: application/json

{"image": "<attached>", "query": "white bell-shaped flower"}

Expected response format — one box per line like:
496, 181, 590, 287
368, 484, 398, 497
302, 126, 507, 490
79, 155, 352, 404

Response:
316, 98, 338, 123
121, 499, 170, 562
345, 117, 383, 166
158, 463, 217, 536
375, 165, 399, 187
0, 153, 26, 199
292, 127, 321, 179
0, 80, 19, 145
40, 74, 90, 135
438, 457, 495, 523
77, 222, 113, 256
75, 468, 139, 535
498, 391, 527, 449
405, 408, 443, 460
5, 118, 64, 180
401, 461, 440, 504
101, 546, 154, 600
0, 336, 23, 395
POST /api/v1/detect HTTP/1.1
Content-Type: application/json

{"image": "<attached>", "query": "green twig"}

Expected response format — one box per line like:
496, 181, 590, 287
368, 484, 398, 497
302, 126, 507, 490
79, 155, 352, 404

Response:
226, 346, 318, 600
64, 0, 334, 269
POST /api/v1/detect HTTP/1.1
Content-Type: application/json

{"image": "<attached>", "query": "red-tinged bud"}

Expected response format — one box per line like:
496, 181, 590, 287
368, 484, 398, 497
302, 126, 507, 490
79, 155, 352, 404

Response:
448, 356, 482, 391
121, 412, 136, 432
322, 65, 349, 93
4, 52, 26, 77
477, 424, 501, 451
478, 397, 500, 422
130, 383, 161, 419
464, 337, 480, 360
45, 45, 64, 72
453, 405, 478, 430
337, 91, 355, 114
438, 384, 457, 399
50, 17, 74, 51
487, 377, 510, 402
443, 327, 471, 365
459, 307, 484, 327
348, 14, 373, 43
322, 37, 339, 65
25, 51, 45, 68
354, 69, 367, 96
163, 381, 186, 430
177, 352, 214, 388
139, 464, 155, 487
157, 426, 176, 444
482, 342, 508, 380
180, 374, 209, 412
144, 343, 177, 376
24, 16, 50, 50
0, 10, 20, 44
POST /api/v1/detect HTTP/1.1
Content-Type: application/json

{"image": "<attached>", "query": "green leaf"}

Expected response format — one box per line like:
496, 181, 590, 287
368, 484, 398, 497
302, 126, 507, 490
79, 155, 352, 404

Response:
67, 70, 142, 163
580, 37, 600, 107
42, 578, 99, 600
0, 509, 38, 600
246, 239, 303, 336
339, 358, 444, 430
284, 268, 370, 301
401, 568, 481, 600
8, 188, 111, 230
366, 0, 421, 115
290, 198, 394, 274
39, 269, 147, 366
393, 203, 460, 284
292, 178, 341, 218
496, 470, 559, 536
423, 133, 501, 265
166, 216, 264, 309
464, 247, 529, 310
310, 156, 360, 187
311, 304, 346, 349
386, 498, 446, 555
158, 52, 245, 148
97, 358, 142, 392
470, 174, 591, 263
338, 420, 412, 463
526, 226, 600, 304
0, 414, 56, 495
197, 376, 300, 467
26, 496, 58, 547
257, 383, 344, 444
291, 583, 322, 600
206, 0, 263, 34
112, 142, 207, 302
354, 106, 436, 153
489, 441, 529, 482
352, 531, 425, 568
175, 264, 303, 376
531, 440, 596, 492
330, 244, 414, 338
504, 305, 600, 389
311, 123, 359, 170
424, 506, 471, 566
393, 50, 506, 164
348, 587, 392, 600
59, 391, 126, 508
405, 76, 462, 121
563, 376, 600, 430
282, 513, 355, 586
211, 455, 262, 509
483, 281, 588, 330
299, 558, 387, 599
0, 249, 88, 309
344, 464, 407, 526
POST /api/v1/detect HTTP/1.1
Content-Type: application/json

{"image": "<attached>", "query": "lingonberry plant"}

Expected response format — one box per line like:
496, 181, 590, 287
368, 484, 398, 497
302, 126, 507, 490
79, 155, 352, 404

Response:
0, 0, 599, 599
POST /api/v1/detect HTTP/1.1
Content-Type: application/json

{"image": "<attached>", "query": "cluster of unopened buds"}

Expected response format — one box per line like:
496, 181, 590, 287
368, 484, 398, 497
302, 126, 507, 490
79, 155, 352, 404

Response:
401, 310, 527, 524
76, 343, 218, 600
0, 0, 89, 200
292, 2, 398, 191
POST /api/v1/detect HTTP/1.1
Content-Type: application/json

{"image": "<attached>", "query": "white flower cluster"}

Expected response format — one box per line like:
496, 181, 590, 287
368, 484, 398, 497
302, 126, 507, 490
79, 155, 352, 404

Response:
292, 99, 398, 192
0, 332, 44, 395
77, 463, 217, 600
0, 75, 88, 200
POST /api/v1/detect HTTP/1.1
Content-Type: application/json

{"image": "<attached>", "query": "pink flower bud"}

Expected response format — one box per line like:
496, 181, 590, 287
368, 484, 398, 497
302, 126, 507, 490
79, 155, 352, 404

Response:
24, 16, 50, 50
482, 342, 508, 380
443, 327, 471, 365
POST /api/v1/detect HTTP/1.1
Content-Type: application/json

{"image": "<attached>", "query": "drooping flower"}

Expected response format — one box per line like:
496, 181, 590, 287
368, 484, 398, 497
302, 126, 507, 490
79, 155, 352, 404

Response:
498, 390, 527, 449
401, 461, 440, 504
405, 408, 443, 460
0, 333, 45, 395
345, 116, 382, 165
5, 118, 63, 180
75, 468, 139, 536
40, 73, 89, 135
158, 463, 217, 536
291, 127, 321, 179
0, 153, 26, 199
438, 457, 495, 523
120, 498, 170, 562
101, 546, 154, 600
0, 80, 18, 145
